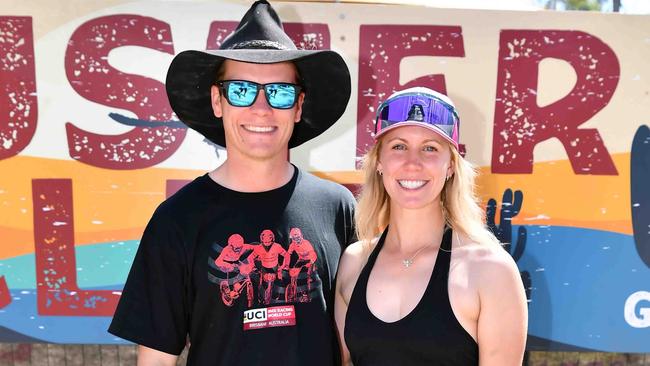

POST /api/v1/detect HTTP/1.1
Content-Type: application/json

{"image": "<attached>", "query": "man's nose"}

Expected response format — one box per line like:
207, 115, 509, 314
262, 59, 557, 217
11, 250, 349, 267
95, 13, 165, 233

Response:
251, 88, 273, 113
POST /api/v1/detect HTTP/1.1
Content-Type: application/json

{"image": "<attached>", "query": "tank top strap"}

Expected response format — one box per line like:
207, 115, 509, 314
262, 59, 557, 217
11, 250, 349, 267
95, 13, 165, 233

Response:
346, 227, 389, 315
431, 227, 453, 282
365, 227, 389, 270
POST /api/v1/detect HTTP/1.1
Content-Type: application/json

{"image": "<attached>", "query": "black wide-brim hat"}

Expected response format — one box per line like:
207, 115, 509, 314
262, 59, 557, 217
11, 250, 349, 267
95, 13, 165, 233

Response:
165, 0, 351, 148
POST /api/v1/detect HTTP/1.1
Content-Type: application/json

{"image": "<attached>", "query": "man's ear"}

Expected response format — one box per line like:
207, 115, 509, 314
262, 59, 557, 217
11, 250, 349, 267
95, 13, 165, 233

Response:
294, 92, 305, 123
211, 85, 223, 118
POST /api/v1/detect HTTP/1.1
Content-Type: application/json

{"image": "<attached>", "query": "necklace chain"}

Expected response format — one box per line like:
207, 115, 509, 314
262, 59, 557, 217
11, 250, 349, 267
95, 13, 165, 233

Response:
399, 230, 458, 268
401, 243, 433, 268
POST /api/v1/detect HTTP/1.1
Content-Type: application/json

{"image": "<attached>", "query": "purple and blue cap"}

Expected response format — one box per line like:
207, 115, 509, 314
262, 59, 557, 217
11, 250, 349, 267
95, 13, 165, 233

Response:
374, 87, 460, 150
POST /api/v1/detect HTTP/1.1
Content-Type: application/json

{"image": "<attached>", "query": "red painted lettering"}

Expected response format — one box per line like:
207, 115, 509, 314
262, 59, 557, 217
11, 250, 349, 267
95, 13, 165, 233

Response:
32, 179, 120, 315
65, 15, 185, 169
492, 30, 619, 175
0, 276, 10, 309
0, 16, 37, 160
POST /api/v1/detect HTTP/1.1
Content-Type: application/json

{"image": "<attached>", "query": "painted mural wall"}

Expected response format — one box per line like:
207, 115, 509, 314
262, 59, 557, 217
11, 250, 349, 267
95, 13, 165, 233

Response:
0, 0, 648, 352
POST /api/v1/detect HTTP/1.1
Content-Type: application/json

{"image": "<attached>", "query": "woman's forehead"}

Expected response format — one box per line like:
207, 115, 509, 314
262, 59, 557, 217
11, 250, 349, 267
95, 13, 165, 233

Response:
381, 125, 449, 144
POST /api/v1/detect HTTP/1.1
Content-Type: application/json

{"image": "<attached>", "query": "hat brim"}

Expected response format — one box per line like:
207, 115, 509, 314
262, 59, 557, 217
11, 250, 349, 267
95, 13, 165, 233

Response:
165, 49, 351, 148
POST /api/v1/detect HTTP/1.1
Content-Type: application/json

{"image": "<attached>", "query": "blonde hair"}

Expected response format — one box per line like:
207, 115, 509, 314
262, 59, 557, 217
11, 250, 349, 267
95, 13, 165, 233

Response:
355, 139, 499, 247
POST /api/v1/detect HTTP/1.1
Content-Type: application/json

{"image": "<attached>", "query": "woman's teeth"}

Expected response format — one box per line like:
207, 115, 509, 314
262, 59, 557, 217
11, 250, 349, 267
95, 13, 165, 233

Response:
398, 180, 426, 189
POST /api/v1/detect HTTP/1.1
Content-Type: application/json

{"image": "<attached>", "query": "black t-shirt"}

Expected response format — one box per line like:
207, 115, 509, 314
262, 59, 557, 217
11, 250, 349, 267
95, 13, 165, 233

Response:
108, 167, 356, 365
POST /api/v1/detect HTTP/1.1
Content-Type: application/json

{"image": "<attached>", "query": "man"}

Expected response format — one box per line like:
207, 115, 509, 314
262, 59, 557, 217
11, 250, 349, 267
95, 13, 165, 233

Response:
108, 1, 356, 365
283, 227, 318, 303
215, 234, 256, 307
247, 229, 288, 305
214, 234, 254, 273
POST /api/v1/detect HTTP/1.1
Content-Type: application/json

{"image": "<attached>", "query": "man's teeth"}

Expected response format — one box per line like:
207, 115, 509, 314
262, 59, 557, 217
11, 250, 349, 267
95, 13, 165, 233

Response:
398, 180, 426, 189
244, 125, 275, 132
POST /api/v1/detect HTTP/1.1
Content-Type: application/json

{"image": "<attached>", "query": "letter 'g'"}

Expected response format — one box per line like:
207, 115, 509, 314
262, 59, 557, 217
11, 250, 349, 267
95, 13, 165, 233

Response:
624, 291, 650, 328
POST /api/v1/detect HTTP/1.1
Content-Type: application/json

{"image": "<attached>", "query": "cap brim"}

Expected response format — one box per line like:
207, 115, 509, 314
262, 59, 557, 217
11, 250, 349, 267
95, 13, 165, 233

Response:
374, 121, 459, 150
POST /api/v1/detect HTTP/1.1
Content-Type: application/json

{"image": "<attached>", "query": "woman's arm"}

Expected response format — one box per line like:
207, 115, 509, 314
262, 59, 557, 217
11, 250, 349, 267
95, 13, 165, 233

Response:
476, 250, 528, 366
334, 279, 352, 366
334, 241, 368, 366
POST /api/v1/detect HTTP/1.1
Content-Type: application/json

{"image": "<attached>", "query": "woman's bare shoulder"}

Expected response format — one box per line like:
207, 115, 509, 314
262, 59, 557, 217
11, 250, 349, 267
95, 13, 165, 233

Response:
452, 235, 519, 276
340, 239, 375, 271
338, 239, 377, 288
453, 235, 522, 294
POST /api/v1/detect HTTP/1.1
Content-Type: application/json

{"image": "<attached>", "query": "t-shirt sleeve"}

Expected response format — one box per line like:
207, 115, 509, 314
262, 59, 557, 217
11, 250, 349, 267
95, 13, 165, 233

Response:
108, 207, 188, 355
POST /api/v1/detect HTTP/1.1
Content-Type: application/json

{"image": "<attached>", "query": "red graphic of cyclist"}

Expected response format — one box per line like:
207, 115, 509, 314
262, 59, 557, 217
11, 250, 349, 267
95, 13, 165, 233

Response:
283, 228, 317, 303
247, 229, 288, 305
215, 234, 256, 307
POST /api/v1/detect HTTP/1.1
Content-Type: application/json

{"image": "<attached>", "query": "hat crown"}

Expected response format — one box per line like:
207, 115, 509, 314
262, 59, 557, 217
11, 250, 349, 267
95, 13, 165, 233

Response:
220, 0, 298, 51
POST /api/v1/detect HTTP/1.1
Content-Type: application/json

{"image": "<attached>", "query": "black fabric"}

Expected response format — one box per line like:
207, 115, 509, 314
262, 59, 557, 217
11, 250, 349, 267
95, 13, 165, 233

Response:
109, 167, 356, 366
344, 227, 479, 366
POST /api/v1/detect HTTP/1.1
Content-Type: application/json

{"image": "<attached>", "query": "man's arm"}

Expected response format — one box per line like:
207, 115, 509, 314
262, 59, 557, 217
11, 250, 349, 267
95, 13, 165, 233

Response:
109, 207, 189, 360
137, 345, 178, 366
276, 244, 289, 268
214, 248, 234, 271
306, 241, 317, 264
282, 243, 295, 269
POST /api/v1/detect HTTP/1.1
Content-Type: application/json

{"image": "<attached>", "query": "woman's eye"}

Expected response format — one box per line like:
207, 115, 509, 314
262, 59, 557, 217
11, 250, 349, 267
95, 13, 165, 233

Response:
423, 145, 437, 152
391, 144, 406, 150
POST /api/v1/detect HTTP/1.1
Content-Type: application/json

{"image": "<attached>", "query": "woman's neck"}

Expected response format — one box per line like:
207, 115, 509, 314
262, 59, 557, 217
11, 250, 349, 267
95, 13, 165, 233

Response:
385, 202, 447, 252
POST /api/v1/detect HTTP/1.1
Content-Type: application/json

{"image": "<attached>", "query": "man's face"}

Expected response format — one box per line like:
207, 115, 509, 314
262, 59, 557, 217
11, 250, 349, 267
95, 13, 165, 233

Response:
290, 228, 303, 244
261, 230, 274, 247
211, 60, 304, 162
228, 234, 244, 253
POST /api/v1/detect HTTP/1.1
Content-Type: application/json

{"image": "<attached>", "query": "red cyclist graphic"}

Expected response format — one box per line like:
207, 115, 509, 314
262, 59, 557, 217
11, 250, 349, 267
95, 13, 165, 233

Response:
282, 228, 318, 303
211, 229, 320, 307
214, 234, 256, 307
247, 229, 288, 305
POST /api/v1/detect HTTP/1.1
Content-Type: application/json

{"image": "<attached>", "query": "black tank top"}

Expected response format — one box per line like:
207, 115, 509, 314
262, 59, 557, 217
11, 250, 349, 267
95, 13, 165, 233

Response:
344, 228, 478, 365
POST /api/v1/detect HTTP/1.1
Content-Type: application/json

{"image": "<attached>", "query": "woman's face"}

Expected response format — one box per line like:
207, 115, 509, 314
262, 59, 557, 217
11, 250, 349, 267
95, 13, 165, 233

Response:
377, 125, 453, 211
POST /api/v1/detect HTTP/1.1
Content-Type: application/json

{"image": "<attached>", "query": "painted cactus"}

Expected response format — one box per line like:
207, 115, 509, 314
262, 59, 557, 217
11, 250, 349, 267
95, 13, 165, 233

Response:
486, 189, 531, 300
486, 189, 526, 260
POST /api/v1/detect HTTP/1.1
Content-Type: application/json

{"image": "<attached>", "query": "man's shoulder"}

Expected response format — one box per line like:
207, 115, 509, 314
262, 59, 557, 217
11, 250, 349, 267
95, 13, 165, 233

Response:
155, 174, 212, 216
297, 169, 355, 203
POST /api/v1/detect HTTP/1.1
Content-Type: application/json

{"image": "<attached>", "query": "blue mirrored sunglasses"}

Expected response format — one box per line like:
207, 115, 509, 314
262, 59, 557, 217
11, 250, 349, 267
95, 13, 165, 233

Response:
216, 80, 302, 109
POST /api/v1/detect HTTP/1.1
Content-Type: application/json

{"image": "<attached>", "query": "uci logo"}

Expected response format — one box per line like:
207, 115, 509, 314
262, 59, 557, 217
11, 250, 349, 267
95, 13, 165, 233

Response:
243, 308, 268, 323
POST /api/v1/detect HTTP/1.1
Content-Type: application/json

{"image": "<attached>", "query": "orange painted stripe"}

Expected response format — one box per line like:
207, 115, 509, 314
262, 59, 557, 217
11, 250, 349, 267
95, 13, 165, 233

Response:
0, 153, 634, 259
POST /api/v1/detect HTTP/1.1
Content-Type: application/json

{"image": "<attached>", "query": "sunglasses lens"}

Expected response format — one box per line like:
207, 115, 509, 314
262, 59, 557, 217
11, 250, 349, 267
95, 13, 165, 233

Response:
265, 83, 297, 109
225, 81, 258, 107
376, 93, 459, 145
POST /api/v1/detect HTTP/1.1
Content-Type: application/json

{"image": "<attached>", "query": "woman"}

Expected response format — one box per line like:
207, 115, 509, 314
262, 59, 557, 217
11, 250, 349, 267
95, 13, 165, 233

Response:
335, 87, 527, 365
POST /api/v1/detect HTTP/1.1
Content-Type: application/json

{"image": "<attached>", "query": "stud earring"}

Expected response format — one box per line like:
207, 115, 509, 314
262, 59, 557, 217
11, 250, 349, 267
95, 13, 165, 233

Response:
378, 170, 383, 176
